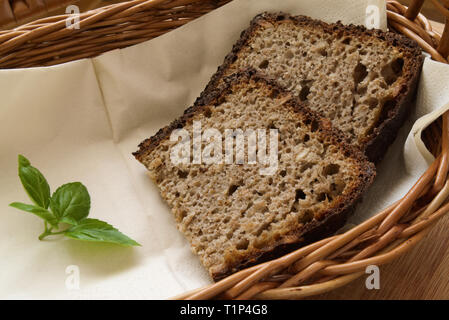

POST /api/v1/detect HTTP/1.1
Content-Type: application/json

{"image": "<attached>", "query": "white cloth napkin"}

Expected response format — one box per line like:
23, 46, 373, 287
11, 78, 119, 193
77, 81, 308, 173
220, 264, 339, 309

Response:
0, 0, 447, 299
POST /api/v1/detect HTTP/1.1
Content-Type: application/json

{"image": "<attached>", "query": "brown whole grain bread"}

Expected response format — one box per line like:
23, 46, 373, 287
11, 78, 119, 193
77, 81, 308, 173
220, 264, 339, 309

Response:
198, 12, 424, 163
134, 70, 375, 280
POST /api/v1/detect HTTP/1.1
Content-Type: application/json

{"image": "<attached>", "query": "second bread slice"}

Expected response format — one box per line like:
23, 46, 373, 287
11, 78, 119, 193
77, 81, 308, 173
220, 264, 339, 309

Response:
199, 12, 424, 163
134, 71, 375, 280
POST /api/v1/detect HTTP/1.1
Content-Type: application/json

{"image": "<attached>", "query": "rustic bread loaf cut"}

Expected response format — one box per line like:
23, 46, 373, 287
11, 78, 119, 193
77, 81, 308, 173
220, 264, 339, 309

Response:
199, 12, 424, 163
134, 71, 375, 280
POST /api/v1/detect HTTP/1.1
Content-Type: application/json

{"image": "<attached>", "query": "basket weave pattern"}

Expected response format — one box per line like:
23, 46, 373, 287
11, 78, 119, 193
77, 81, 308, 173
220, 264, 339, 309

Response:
1, 0, 449, 299
0, 0, 232, 68
0, 1, 77, 29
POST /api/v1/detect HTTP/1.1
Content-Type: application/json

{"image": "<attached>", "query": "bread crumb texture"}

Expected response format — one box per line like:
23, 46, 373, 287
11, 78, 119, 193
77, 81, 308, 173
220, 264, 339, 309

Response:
216, 13, 422, 148
136, 74, 375, 280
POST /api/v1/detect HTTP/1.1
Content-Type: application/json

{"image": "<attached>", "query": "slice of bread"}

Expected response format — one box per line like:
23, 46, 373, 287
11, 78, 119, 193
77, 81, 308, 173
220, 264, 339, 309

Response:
198, 12, 424, 163
134, 71, 375, 280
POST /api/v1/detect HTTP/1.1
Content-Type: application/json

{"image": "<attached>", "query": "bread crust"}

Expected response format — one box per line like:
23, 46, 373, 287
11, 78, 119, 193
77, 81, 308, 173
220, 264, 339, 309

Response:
195, 12, 424, 163
134, 69, 375, 281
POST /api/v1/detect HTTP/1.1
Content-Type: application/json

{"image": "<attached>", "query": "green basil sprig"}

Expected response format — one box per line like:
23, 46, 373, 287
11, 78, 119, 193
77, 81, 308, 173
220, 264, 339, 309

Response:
9, 155, 140, 246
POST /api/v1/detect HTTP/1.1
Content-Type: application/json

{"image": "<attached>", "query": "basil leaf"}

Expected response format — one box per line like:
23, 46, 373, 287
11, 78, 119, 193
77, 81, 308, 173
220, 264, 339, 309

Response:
9, 202, 58, 227
18, 155, 51, 209
64, 218, 140, 246
50, 182, 90, 224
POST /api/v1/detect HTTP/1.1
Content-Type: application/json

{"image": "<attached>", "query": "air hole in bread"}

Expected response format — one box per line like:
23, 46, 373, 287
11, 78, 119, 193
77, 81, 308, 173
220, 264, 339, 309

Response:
365, 99, 394, 134
300, 162, 314, 172
357, 86, 367, 95
178, 210, 187, 221
255, 222, 270, 236
323, 163, 340, 176
353, 63, 368, 85
299, 85, 310, 101
310, 120, 319, 132
177, 170, 188, 179
381, 58, 404, 85
317, 192, 330, 202
367, 98, 378, 109
295, 189, 306, 200
228, 184, 239, 196
276, 14, 286, 21
331, 182, 346, 194
236, 238, 249, 250
269, 89, 279, 98
304, 134, 310, 142
380, 98, 397, 118
259, 59, 269, 69
391, 58, 404, 73
268, 121, 278, 130
318, 47, 327, 56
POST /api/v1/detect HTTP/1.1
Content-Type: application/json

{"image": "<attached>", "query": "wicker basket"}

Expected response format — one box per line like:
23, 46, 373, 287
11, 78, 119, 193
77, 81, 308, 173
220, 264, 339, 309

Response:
2, 0, 449, 300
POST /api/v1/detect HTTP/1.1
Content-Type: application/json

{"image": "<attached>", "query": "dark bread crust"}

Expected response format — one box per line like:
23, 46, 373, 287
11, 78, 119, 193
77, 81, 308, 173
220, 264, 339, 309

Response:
195, 12, 424, 164
364, 56, 422, 163
134, 69, 375, 281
